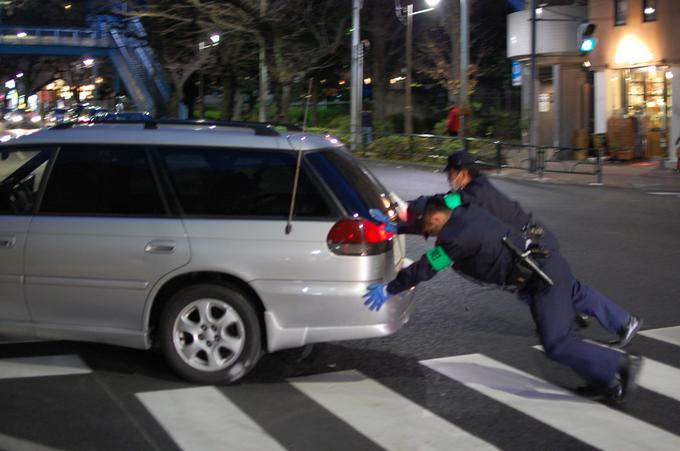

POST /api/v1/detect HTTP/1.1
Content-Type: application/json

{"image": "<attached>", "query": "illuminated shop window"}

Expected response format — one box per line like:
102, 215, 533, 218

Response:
643, 0, 656, 22
623, 66, 672, 156
614, 0, 627, 26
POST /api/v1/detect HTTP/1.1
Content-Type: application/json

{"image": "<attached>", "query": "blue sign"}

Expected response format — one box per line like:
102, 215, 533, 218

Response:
512, 60, 522, 87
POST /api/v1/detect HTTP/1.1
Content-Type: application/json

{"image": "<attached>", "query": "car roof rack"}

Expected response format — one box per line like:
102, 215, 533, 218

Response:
69, 118, 303, 136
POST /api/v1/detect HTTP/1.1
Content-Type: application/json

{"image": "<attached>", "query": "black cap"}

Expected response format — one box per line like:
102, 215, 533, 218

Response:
405, 196, 429, 236
444, 151, 475, 172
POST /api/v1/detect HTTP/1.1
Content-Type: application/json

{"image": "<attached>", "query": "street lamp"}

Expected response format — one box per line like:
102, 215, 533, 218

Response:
198, 33, 220, 118
396, 0, 441, 135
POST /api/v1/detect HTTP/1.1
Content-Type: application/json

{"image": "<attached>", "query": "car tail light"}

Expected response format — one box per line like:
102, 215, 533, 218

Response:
327, 219, 394, 256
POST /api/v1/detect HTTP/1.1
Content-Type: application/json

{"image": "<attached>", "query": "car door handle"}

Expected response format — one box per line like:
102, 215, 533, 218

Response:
0, 236, 16, 249
144, 240, 176, 254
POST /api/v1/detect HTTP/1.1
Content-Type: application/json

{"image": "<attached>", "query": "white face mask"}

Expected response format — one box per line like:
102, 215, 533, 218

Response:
449, 171, 464, 191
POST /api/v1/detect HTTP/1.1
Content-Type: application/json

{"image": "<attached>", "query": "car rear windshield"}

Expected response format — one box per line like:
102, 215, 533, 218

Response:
306, 147, 389, 218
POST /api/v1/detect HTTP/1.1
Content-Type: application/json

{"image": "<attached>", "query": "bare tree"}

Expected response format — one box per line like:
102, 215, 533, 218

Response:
131, 0, 349, 121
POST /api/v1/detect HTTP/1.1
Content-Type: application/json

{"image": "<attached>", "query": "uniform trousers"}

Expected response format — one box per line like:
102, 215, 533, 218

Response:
522, 251, 626, 383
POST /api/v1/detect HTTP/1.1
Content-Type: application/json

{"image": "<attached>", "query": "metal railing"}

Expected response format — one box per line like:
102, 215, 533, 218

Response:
0, 26, 111, 47
462, 137, 605, 184
314, 129, 606, 184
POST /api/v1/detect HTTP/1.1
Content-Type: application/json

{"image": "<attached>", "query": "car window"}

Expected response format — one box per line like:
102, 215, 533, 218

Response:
40, 146, 165, 216
0, 147, 53, 214
159, 147, 332, 218
306, 147, 390, 218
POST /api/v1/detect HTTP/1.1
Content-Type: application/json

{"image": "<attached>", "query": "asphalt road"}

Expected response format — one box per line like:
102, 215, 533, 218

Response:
1, 161, 679, 451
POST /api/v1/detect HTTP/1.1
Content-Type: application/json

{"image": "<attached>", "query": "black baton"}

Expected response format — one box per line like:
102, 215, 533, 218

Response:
502, 236, 554, 287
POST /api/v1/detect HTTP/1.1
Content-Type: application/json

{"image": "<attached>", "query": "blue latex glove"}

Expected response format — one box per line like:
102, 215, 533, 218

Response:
363, 283, 391, 311
369, 208, 397, 233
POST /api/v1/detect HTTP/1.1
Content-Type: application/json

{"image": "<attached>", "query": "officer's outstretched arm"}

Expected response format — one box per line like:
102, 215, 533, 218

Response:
363, 254, 437, 311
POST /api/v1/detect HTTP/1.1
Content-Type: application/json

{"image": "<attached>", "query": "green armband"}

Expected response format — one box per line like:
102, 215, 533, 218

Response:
444, 192, 462, 210
426, 246, 454, 271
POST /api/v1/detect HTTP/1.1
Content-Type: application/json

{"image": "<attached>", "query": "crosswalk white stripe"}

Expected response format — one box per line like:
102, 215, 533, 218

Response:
0, 432, 65, 451
640, 326, 680, 347
533, 345, 680, 403
421, 354, 680, 450
0, 354, 91, 380
136, 386, 285, 451
289, 369, 498, 451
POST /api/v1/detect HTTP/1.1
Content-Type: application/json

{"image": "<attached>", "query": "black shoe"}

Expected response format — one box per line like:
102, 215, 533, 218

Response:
605, 353, 643, 405
575, 381, 612, 399
610, 315, 643, 348
575, 313, 591, 329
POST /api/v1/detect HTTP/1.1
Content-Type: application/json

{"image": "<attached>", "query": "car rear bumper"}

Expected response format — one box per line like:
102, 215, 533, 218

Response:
254, 280, 417, 353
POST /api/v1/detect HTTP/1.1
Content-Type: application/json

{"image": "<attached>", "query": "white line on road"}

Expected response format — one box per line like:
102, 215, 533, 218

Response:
647, 192, 680, 197
136, 386, 286, 451
421, 354, 680, 450
289, 369, 497, 451
640, 326, 680, 347
0, 432, 66, 451
0, 354, 91, 380
533, 345, 680, 403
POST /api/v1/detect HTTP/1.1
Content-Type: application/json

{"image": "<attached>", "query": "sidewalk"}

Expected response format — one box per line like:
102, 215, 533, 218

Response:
490, 160, 680, 192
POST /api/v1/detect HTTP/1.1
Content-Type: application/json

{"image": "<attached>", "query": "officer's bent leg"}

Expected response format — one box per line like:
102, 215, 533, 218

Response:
527, 253, 625, 384
571, 279, 629, 334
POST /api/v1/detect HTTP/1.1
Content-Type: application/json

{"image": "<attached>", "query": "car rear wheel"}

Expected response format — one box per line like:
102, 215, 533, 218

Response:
159, 283, 262, 384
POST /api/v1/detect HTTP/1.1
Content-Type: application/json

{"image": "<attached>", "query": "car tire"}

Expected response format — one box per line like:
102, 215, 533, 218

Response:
159, 283, 262, 384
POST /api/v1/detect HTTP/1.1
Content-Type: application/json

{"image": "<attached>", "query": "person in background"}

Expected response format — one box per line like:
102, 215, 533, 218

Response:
446, 102, 460, 137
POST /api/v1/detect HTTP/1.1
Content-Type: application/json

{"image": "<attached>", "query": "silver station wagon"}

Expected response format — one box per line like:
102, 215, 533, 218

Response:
0, 120, 415, 383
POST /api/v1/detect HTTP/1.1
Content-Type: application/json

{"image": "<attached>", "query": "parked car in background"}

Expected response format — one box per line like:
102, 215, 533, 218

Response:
70, 104, 107, 123
44, 108, 69, 126
3, 109, 42, 128
91, 111, 153, 122
0, 120, 414, 384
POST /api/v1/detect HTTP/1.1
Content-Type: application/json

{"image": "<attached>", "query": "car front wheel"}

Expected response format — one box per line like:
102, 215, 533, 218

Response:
159, 283, 262, 384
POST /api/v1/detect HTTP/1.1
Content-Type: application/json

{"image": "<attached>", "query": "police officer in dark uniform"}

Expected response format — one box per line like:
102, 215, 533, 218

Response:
445, 151, 639, 346
364, 194, 642, 403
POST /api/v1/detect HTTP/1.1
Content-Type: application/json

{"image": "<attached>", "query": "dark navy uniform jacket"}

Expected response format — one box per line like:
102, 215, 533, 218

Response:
459, 175, 559, 249
386, 203, 524, 295
459, 175, 529, 230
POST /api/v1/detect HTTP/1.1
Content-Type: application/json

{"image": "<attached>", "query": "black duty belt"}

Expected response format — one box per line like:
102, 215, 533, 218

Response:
502, 236, 554, 290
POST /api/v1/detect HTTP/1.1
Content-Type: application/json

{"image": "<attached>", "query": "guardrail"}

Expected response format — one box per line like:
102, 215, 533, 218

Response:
313, 129, 606, 185
0, 26, 111, 47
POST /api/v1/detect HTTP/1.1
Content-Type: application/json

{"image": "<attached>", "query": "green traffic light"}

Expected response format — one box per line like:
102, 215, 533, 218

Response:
580, 38, 595, 53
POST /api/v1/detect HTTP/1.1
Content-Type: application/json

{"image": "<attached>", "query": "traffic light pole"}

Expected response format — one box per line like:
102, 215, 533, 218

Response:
529, 0, 538, 172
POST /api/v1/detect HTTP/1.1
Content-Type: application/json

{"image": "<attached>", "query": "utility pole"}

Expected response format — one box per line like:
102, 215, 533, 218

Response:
259, 0, 268, 122
529, 0, 538, 171
350, 0, 363, 152
404, 3, 413, 134
459, 0, 469, 140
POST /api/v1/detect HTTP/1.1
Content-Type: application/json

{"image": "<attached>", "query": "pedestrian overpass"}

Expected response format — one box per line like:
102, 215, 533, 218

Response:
0, 17, 170, 115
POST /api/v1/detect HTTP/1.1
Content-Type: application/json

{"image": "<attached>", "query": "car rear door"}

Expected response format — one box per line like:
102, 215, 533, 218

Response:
24, 145, 190, 338
0, 146, 53, 333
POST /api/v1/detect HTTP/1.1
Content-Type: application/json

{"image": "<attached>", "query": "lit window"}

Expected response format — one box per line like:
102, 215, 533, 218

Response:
643, 0, 656, 22
614, 0, 627, 26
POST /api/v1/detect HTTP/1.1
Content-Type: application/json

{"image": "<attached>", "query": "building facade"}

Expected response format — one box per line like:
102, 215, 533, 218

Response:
509, 0, 679, 164
590, 0, 679, 163
507, 2, 591, 151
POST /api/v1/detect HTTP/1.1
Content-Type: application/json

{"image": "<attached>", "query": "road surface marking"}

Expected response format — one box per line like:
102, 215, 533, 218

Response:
640, 325, 680, 347
289, 369, 497, 451
0, 354, 91, 380
421, 354, 680, 450
0, 433, 65, 451
647, 192, 680, 198
136, 386, 285, 451
533, 345, 680, 403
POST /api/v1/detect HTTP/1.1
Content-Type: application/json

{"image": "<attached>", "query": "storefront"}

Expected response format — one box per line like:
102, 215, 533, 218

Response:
620, 66, 673, 156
